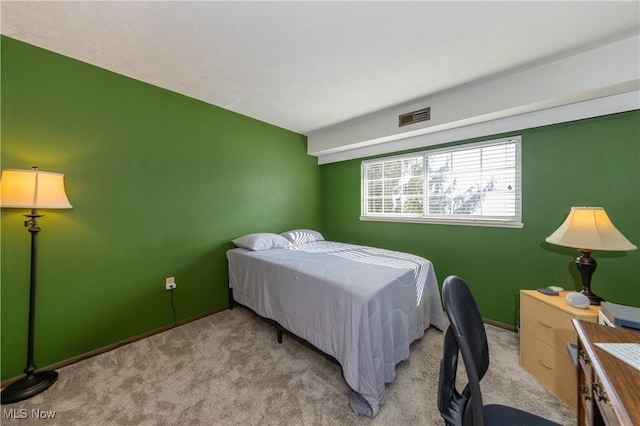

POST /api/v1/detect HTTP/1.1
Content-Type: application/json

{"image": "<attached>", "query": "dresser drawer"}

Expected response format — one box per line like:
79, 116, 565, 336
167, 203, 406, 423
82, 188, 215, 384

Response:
593, 379, 621, 426
521, 293, 577, 348
578, 352, 594, 424
522, 331, 576, 408
520, 290, 599, 413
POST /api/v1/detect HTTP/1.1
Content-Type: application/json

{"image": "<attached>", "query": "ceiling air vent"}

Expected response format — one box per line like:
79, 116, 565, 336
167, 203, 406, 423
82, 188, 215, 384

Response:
399, 107, 431, 127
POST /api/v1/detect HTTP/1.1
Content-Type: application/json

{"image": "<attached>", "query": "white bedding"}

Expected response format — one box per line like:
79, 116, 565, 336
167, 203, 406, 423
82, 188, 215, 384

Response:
226, 241, 444, 417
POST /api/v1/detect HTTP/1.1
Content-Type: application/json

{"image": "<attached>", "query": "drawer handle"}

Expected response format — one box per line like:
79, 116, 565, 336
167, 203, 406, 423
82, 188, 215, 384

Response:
581, 384, 591, 401
579, 349, 589, 363
592, 382, 608, 402
537, 360, 552, 370
537, 320, 553, 328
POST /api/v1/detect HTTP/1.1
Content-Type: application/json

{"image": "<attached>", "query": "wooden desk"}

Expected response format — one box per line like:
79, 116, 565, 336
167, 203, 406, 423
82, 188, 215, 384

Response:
573, 319, 640, 426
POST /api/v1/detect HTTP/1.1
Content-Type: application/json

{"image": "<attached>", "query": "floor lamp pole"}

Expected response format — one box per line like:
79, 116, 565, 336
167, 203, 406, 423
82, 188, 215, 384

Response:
1, 211, 58, 404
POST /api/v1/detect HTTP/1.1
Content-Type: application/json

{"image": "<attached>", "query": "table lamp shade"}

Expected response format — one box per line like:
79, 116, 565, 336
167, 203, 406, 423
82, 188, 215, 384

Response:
545, 207, 637, 252
0, 168, 72, 209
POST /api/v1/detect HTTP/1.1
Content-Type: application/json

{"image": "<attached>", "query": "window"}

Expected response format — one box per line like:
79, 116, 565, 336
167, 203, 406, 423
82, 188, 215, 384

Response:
361, 136, 522, 227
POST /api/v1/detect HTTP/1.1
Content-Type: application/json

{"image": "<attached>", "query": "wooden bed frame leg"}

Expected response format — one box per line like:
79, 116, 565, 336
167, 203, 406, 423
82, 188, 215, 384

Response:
276, 324, 283, 344
228, 288, 234, 310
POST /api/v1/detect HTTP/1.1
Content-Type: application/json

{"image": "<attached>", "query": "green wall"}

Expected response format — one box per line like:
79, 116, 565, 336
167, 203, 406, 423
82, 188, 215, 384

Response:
3, 35, 639, 382
321, 111, 640, 325
1, 36, 321, 380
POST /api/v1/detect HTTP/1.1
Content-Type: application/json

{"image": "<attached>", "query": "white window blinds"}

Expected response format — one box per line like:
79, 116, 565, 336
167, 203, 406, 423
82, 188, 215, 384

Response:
361, 136, 522, 227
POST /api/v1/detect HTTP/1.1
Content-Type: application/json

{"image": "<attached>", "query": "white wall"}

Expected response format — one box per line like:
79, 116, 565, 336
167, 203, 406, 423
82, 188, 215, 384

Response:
309, 34, 640, 164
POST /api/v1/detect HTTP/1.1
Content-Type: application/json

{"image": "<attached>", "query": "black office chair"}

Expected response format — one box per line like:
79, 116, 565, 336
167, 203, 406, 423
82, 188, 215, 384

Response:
437, 275, 561, 426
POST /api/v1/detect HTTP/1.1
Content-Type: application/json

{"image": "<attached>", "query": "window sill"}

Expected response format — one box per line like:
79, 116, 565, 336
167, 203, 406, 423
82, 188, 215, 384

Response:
360, 215, 524, 228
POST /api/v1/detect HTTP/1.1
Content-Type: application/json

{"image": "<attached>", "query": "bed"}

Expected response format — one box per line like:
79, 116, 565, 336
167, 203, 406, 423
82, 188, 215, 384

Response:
226, 230, 444, 417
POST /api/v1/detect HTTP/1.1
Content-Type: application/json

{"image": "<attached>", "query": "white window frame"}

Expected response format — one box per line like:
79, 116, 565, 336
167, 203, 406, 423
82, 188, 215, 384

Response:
361, 136, 523, 228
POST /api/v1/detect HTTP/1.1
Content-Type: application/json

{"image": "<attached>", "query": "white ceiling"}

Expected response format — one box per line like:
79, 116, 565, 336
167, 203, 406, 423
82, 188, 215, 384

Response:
1, 1, 639, 135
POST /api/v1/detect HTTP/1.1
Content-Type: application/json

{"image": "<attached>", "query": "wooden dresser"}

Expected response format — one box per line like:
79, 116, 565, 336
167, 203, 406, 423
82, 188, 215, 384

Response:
574, 319, 640, 426
520, 290, 600, 409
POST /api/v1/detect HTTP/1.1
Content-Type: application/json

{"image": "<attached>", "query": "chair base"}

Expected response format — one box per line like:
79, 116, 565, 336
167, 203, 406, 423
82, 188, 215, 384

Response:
484, 404, 561, 426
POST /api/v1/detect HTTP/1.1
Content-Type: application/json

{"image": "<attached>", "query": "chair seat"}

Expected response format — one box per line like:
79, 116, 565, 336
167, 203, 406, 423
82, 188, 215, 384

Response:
484, 404, 561, 426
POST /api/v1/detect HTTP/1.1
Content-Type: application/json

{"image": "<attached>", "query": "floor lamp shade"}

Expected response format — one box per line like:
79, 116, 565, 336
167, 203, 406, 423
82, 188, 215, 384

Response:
0, 168, 72, 209
545, 207, 637, 305
0, 166, 72, 404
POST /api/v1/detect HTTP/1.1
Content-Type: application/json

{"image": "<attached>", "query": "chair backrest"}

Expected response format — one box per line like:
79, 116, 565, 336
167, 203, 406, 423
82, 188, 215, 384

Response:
438, 275, 490, 426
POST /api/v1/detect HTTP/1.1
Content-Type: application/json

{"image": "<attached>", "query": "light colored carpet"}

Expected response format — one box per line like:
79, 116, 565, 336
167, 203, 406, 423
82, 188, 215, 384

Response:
2, 306, 574, 425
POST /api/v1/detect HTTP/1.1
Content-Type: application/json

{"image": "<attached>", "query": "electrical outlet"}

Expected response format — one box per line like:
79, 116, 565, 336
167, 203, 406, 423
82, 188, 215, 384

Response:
165, 277, 176, 291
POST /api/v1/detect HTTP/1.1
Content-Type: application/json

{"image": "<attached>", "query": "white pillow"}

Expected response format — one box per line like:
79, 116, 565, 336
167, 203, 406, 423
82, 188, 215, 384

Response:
232, 233, 291, 251
280, 229, 325, 246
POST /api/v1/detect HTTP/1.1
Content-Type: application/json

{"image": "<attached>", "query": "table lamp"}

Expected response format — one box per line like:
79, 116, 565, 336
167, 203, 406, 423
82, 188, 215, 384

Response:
545, 207, 637, 305
0, 167, 73, 404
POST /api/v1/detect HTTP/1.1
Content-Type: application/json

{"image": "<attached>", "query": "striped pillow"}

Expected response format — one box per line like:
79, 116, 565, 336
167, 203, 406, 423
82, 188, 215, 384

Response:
280, 229, 325, 246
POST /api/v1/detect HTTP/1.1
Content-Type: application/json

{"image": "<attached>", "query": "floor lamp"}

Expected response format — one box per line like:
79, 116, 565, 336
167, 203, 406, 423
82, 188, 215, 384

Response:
0, 166, 73, 404
545, 207, 637, 305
